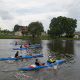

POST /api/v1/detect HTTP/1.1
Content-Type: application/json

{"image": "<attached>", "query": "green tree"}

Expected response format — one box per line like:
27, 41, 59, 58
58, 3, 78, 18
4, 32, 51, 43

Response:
48, 17, 64, 37
0, 29, 11, 34
21, 31, 28, 36
21, 31, 25, 36
48, 16, 77, 38
64, 18, 77, 37
13, 24, 20, 31
28, 21, 44, 38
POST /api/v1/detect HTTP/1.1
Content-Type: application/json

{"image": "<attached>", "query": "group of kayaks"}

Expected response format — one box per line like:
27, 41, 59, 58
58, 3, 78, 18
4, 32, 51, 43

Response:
11, 42, 41, 50
0, 42, 66, 70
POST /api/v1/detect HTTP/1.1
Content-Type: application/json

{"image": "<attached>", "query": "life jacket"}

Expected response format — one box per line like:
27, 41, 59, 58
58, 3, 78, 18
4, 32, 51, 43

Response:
24, 45, 28, 48
49, 58, 55, 62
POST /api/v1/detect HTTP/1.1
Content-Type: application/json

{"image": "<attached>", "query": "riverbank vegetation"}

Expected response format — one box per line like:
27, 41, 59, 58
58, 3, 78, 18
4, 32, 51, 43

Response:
0, 34, 80, 40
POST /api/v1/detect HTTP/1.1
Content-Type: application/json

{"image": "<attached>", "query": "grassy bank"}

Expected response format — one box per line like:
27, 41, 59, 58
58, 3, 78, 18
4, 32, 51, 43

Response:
0, 34, 49, 39
0, 34, 80, 40
35, 36, 80, 40
0, 34, 25, 39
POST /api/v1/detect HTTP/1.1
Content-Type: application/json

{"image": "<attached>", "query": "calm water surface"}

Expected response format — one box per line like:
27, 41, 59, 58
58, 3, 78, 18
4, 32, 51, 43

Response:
0, 39, 80, 80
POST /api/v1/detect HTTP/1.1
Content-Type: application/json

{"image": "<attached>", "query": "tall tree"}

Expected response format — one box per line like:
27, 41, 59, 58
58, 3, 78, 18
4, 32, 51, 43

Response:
64, 18, 77, 37
13, 24, 20, 31
21, 30, 28, 36
48, 16, 77, 38
28, 21, 44, 38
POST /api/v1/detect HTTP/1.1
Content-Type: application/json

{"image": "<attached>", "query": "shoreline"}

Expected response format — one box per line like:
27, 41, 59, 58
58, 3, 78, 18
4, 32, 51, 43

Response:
0, 38, 80, 40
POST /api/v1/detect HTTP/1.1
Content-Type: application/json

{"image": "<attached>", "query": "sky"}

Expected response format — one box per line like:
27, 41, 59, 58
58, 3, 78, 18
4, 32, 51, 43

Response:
0, 0, 80, 32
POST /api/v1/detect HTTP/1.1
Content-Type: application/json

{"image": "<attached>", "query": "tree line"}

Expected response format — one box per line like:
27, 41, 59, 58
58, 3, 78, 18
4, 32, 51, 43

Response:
0, 29, 13, 35
13, 16, 77, 38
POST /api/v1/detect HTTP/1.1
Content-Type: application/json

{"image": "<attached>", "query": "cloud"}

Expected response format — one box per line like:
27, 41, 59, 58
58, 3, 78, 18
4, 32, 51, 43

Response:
0, 9, 13, 20
0, 0, 80, 31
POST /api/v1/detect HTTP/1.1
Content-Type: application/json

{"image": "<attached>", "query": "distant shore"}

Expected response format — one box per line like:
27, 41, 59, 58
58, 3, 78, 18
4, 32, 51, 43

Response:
0, 34, 80, 40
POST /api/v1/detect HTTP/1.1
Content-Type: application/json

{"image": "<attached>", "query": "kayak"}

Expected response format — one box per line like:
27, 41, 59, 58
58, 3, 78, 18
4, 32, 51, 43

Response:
27, 44, 41, 47
13, 47, 35, 50
19, 59, 66, 70
0, 54, 43, 60
10, 43, 28, 45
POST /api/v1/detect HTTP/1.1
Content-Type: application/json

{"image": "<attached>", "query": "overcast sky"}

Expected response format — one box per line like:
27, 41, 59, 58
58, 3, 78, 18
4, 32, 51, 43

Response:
0, 0, 80, 32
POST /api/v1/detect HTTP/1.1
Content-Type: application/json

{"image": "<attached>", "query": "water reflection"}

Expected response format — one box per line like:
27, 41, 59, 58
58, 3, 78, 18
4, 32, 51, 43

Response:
47, 40, 75, 60
25, 39, 42, 44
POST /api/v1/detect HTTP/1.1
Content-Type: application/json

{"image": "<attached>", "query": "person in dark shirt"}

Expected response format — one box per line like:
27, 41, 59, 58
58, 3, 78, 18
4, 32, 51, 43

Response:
15, 42, 17, 45
15, 51, 19, 57
20, 45, 22, 48
29, 42, 31, 45
35, 59, 45, 66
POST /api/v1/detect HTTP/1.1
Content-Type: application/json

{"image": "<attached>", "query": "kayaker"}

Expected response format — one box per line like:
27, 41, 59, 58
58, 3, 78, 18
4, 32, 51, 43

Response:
29, 42, 31, 45
15, 51, 19, 57
47, 56, 56, 63
15, 51, 23, 60
26, 49, 32, 56
15, 42, 17, 45
35, 59, 45, 66
20, 45, 22, 48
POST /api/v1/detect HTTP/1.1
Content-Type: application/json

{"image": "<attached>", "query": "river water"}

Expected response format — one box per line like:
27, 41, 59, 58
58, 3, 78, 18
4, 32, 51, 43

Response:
0, 39, 80, 80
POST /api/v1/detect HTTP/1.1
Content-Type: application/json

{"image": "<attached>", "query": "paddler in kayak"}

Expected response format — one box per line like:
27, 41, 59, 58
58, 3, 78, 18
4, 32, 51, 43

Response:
20, 45, 23, 48
15, 42, 17, 45
35, 59, 45, 66
47, 56, 56, 63
29, 42, 31, 45
15, 51, 23, 60
15, 51, 22, 57
15, 51, 19, 57
26, 49, 32, 56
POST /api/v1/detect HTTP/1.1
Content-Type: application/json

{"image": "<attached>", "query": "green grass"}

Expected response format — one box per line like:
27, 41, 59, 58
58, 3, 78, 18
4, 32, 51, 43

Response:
0, 34, 34, 39
0, 34, 23, 39
0, 34, 80, 40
